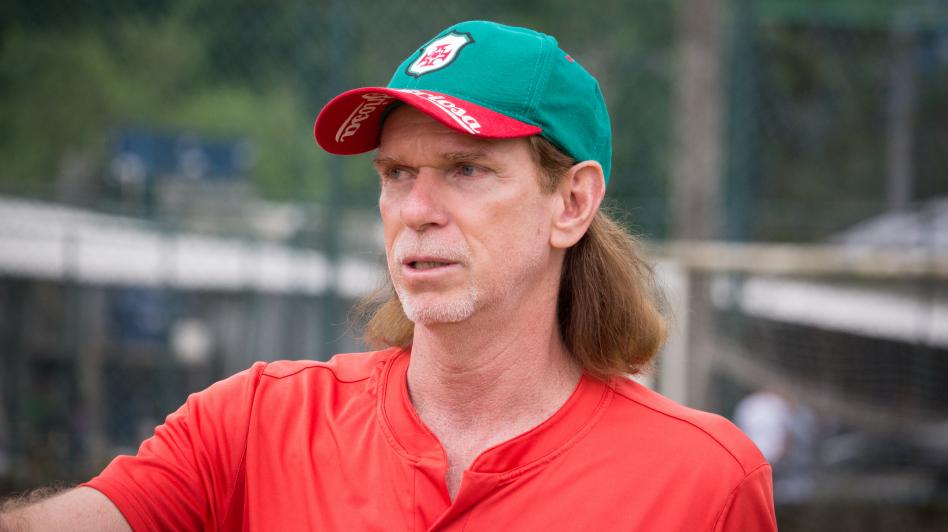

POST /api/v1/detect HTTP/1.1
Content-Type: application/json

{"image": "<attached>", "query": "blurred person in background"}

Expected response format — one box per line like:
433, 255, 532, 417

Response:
735, 389, 817, 503
1, 20, 776, 531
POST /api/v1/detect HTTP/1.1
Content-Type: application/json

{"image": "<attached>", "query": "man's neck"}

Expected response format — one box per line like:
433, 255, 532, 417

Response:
408, 302, 579, 417
405, 304, 582, 498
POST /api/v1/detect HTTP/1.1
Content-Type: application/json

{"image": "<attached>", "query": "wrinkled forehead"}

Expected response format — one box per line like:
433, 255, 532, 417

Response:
379, 106, 483, 145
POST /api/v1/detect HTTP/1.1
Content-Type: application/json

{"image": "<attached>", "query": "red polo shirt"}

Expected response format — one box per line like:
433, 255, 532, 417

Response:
84, 348, 776, 531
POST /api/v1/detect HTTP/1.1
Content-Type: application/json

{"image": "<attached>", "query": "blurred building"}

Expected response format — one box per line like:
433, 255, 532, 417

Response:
711, 199, 948, 504
0, 195, 382, 488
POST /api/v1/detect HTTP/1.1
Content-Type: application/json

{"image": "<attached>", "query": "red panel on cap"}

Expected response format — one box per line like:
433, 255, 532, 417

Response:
313, 87, 542, 155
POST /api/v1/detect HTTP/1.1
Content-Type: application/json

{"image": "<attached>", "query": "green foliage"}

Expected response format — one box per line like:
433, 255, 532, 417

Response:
0, 28, 117, 192
756, 23, 888, 237
757, 0, 918, 28
915, 58, 948, 200
723, 0, 948, 241
0, 7, 324, 202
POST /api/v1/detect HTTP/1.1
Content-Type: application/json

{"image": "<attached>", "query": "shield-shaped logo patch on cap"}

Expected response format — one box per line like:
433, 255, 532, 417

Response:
406, 31, 473, 77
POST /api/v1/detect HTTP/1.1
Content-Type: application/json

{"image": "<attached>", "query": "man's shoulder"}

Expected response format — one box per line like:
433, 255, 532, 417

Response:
260, 347, 403, 383
607, 377, 767, 475
185, 348, 402, 409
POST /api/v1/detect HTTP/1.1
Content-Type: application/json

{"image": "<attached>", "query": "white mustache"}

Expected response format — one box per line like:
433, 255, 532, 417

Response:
392, 233, 470, 265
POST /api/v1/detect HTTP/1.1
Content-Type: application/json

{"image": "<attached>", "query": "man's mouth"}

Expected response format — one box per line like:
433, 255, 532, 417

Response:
409, 260, 452, 270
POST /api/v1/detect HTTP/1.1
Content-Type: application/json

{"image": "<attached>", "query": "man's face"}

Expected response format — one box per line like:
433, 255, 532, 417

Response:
375, 106, 559, 325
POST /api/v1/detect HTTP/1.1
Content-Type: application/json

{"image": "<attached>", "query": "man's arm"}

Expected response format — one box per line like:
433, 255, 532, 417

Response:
1, 364, 265, 532
0, 487, 130, 532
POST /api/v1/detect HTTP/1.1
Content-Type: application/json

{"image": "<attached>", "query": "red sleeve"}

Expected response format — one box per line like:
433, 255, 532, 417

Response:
713, 464, 778, 532
82, 363, 266, 532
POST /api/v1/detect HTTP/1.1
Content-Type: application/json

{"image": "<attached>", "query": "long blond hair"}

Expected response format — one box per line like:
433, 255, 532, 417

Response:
359, 136, 667, 379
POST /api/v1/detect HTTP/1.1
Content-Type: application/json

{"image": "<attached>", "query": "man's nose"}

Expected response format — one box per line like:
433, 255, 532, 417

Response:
400, 169, 448, 231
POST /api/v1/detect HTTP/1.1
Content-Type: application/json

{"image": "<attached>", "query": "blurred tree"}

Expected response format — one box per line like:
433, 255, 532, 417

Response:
752, 22, 889, 239
1, 0, 943, 241
726, 0, 948, 241
0, 0, 326, 205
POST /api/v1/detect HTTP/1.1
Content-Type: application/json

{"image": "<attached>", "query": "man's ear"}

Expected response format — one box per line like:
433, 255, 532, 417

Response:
550, 161, 606, 249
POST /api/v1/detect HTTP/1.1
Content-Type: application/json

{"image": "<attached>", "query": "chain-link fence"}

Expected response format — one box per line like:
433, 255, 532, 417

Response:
652, 239, 948, 530
725, 1, 948, 242
1, 1, 947, 530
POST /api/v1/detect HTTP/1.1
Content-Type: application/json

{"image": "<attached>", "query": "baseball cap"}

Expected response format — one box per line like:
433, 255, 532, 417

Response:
313, 20, 613, 181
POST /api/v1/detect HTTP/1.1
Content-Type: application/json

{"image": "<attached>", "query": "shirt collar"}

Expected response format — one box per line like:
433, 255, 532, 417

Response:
378, 348, 612, 476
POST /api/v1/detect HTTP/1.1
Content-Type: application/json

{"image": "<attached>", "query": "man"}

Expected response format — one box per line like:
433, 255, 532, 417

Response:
1, 20, 776, 531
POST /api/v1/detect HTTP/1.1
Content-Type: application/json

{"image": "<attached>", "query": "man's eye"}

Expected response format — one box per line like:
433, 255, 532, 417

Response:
385, 168, 407, 181
458, 164, 478, 177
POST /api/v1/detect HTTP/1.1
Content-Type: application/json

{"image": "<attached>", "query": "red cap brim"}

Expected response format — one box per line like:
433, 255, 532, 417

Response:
313, 87, 542, 155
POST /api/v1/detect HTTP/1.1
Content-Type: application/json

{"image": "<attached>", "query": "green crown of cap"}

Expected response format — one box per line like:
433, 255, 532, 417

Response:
387, 20, 613, 182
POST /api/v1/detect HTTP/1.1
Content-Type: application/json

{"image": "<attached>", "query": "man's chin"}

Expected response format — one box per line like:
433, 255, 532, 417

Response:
400, 296, 477, 325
